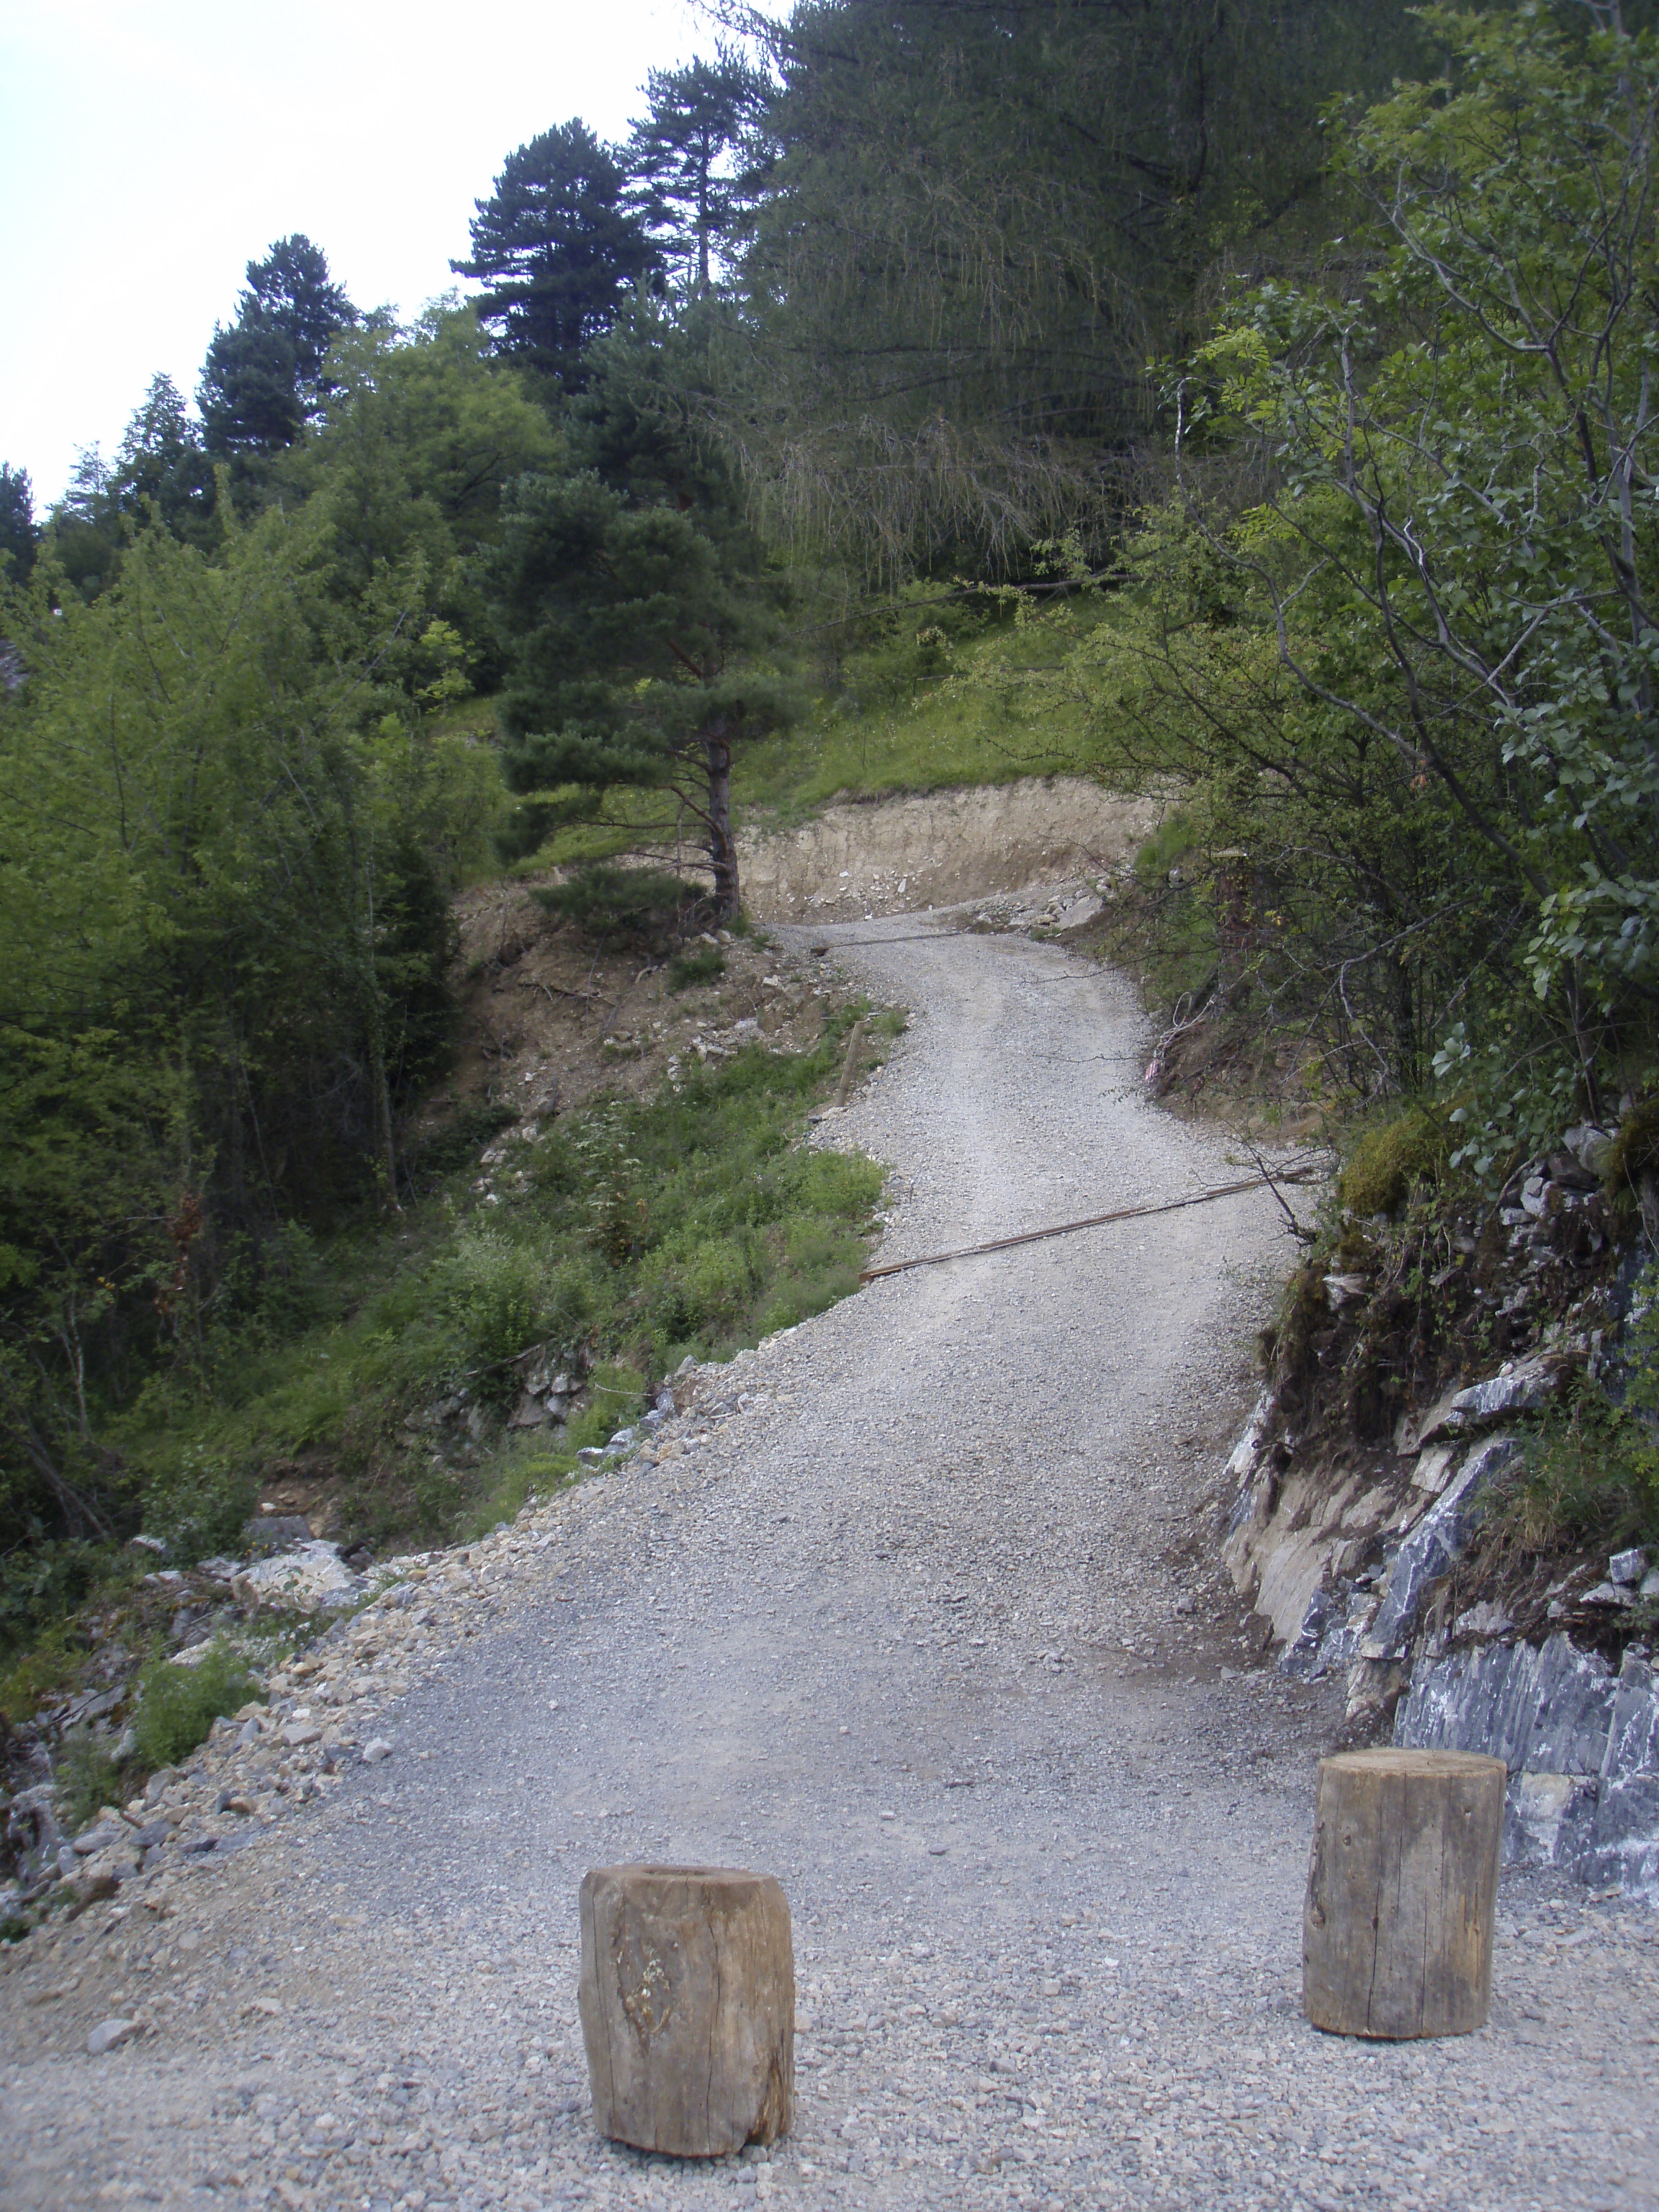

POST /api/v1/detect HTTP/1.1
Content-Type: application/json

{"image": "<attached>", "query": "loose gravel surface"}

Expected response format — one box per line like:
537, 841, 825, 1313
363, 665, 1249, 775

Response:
4, 922, 1655, 2212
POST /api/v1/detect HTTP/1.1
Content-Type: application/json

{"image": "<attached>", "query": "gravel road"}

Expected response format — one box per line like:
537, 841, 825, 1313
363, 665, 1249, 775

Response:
4, 922, 1655, 2212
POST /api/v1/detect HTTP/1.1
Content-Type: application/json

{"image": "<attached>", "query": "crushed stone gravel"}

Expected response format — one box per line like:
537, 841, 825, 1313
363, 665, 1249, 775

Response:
2, 921, 1655, 2212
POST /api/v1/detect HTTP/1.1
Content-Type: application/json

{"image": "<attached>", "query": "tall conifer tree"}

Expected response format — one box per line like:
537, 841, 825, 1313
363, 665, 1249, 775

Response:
626, 48, 770, 292
451, 124, 659, 392
199, 235, 356, 462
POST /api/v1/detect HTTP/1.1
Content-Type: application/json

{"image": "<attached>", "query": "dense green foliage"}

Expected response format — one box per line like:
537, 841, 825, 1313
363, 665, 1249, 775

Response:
721, 0, 1433, 578
0, 479, 501, 1570
1043, 6, 1659, 1151
102, 1020, 886, 1568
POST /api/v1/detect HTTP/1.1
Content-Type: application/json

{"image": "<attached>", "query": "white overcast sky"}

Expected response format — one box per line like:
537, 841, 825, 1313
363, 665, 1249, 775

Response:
1, 0, 739, 508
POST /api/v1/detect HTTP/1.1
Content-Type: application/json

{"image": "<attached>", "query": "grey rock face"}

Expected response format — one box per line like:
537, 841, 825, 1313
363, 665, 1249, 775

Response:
1280, 1583, 1377, 1682
1396, 1632, 1617, 1776
1362, 1436, 1521, 1658
1583, 1649, 1659, 1899
1395, 1634, 1659, 1904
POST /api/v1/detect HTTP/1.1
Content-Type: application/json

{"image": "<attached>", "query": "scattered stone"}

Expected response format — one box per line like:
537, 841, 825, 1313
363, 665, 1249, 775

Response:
244, 1514, 313, 1555
86, 2017, 137, 2056
1582, 1581, 1636, 1609
1609, 1547, 1649, 1587
282, 1720, 323, 1748
361, 1738, 394, 1766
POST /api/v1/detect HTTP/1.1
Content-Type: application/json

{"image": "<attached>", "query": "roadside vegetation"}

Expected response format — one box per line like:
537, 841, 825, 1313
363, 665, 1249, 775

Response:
0, 995, 889, 1711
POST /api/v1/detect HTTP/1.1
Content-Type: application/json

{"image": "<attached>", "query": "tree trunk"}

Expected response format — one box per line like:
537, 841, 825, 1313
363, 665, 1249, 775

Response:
1303, 1748, 1505, 2039
579, 1863, 794, 2156
706, 733, 739, 919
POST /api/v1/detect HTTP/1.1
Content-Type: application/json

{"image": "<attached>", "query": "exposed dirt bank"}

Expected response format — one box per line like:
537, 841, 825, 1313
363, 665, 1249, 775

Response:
738, 778, 1161, 922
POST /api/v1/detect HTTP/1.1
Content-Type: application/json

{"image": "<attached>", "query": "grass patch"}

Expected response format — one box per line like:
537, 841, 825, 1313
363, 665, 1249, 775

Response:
734, 590, 1110, 820
667, 945, 727, 992
98, 1015, 887, 1567
53, 1726, 127, 1833
131, 1644, 263, 1771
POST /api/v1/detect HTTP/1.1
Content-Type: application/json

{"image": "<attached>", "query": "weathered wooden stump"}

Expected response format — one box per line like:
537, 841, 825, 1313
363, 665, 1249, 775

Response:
1303, 1748, 1506, 2040
578, 1864, 794, 2155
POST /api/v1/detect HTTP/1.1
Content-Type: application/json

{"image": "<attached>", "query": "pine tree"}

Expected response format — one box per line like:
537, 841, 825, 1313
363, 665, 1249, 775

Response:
0, 464, 38, 583
486, 328, 791, 914
110, 374, 215, 540
451, 122, 659, 392
199, 235, 356, 462
626, 48, 770, 293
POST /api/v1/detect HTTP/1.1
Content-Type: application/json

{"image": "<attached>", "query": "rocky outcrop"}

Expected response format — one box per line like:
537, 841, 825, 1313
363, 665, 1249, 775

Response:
1396, 1636, 1659, 1907
1216, 1109, 1659, 1905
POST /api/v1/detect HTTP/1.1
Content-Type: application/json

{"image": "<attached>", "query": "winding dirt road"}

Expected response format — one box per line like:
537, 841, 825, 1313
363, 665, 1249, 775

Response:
4, 922, 1655, 2212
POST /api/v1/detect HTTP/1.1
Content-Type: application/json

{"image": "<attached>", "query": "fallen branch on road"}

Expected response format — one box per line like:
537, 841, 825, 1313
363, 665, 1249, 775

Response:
858, 1166, 1323, 1282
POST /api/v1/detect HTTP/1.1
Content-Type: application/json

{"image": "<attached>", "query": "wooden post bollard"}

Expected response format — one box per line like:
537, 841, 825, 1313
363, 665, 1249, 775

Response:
832, 1018, 867, 1110
578, 1864, 794, 2155
1303, 1748, 1506, 2040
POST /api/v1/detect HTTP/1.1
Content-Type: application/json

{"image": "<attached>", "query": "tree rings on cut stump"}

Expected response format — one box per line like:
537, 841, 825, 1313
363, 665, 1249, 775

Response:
1303, 1748, 1506, 2039
578, 1863, 794, 2156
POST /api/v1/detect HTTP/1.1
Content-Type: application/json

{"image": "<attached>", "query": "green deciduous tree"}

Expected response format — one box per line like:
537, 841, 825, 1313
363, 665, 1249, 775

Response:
276, 298, 560, 671
0, 503, 500, 1545
1092, 4, 1659, 1148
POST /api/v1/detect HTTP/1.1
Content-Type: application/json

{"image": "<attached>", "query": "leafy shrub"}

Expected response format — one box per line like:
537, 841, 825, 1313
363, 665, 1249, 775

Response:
534, 865, 698, 948
1339, 1107, 1445, 1218
1514, 1388, 1659, 1558
786, 1149, 886, 1219
132, 1644, 261, 1771
444, 1228, 549, 1364
667, 945, 726, 992
574, 1106, 649, 1263
0, 1539, 118, 1659
403, 1103, 517, 1184
142, 1451, 256, 1565
1133, 809, 1202, 886
53, 1726, 125, 1833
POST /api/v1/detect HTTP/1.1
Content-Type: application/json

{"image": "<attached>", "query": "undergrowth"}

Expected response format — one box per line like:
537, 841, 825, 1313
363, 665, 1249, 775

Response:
131, 1645, 263, 1771
84, 1009, 886, 1575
